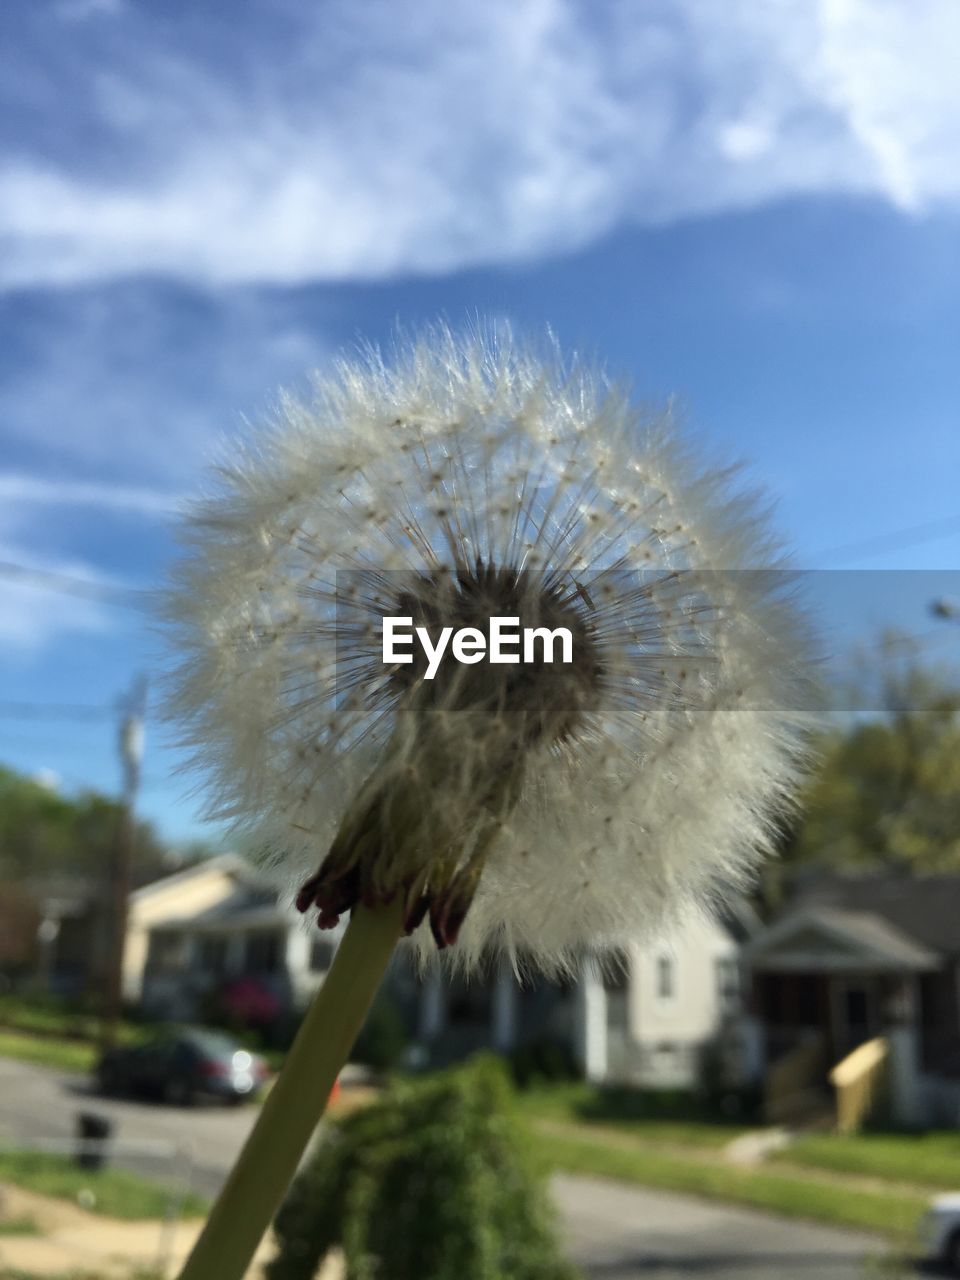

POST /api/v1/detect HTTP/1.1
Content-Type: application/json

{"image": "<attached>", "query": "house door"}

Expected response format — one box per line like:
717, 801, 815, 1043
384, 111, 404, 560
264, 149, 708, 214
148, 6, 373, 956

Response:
833, 979, 879, 1059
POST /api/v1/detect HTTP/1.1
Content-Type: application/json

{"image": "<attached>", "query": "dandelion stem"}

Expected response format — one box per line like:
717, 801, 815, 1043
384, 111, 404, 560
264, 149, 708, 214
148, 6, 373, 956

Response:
176, 896, 404, 1280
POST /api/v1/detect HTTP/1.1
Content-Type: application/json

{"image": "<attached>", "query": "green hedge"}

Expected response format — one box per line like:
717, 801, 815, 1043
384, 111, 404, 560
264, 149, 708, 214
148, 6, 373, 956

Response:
268, 1056, 578, 1280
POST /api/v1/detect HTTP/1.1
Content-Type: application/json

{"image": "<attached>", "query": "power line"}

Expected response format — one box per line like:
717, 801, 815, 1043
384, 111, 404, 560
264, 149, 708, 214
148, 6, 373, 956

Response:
0, 701, 115, 722
0, 560, 148, 607
810, 514, 960, 566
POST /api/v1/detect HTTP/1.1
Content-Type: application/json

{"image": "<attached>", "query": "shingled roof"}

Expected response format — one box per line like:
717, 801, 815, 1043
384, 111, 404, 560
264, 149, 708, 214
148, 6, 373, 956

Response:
789, 871, 960, 958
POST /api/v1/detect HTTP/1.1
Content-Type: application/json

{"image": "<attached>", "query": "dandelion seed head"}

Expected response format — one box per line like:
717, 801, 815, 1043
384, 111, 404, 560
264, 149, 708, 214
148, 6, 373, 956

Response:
165, 323, 815, 973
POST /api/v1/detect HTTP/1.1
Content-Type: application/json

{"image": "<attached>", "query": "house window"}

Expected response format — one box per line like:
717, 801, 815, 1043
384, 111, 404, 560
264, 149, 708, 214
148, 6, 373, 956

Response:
310, 939, 335, 972
244, 931, 282, 974
148, 931, 186, 974
198, 935, 228, 975
716, 957, 740, 1014
656, 954, 676, 1001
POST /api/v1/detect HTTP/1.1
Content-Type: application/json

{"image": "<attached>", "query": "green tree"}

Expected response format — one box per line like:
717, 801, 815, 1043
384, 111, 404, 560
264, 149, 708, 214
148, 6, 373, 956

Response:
782, 640, 960, 873
0, 763, 170, 884
268, 1057, 577, 1280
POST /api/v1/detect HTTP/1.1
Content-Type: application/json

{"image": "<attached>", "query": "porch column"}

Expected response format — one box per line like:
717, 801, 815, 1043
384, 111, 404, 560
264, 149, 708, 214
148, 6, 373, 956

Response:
284, 925, 310, 1006
418, 966, 445, 1040
574, 955, 607, 1082
226, 932, 246, 975
491, 965, 518, 1052
886, 977, 923, 1128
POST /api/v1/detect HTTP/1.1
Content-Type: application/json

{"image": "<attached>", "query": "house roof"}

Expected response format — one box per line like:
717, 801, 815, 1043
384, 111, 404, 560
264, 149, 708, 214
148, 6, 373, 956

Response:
129, 852, 259, 901
146, 876, 294, 931
789, 872, 960, 957
742, 904, 939, 974
717, 896, 763, 943
185, 894, 290, 931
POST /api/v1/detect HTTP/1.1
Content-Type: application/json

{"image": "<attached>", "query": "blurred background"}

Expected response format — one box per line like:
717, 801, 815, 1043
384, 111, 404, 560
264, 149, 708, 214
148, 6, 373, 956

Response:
2, 2, 960, 1277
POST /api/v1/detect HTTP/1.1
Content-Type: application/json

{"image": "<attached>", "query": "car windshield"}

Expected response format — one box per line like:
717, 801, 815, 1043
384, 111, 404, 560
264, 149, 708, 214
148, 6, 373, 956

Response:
183, 1029, 245, 1058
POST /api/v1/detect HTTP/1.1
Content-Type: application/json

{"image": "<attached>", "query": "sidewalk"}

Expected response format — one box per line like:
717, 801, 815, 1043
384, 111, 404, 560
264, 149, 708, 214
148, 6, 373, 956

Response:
0, 1182, 343, 1279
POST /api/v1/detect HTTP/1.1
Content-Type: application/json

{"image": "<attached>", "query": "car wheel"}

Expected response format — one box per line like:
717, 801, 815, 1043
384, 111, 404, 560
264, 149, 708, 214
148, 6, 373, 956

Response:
98, 1064, 120, 1096
947, 1230, 960, 1275
164, 1077, 194, 1107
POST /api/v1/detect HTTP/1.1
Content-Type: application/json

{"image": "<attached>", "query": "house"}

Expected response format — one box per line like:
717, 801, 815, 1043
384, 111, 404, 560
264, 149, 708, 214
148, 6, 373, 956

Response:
22, 874, 107, 997
131, 854, 342, 1021
133, 853, 754, 1089
741, 872, 960, 1127
405, 901, 758, 1089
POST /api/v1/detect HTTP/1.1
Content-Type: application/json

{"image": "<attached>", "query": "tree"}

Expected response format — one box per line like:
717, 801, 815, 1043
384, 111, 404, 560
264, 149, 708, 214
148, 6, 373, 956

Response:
0, 880, 41, 975
268, 1057, 577, 1280
0, 764, 170, 886
781, 637, 960, 874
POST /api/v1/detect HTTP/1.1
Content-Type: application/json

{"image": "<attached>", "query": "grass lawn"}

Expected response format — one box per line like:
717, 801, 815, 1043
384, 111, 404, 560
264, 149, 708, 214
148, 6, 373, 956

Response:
0, 1214, 41, 1236
0, 997, 142, 1046
775, 1131, 960, 1191
0, 996, 150, 1075
516, 1082, 751, 1149
0, 1031, 96, 1074
0, 1272, 161, 1280
0, 995, 282, 1080
0, 1151, 208, 1220
527, 1127, 928, 1242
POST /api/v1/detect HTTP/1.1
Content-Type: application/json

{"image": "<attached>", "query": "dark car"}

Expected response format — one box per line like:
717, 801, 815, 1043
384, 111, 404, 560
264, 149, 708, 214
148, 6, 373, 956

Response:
96, 1027, 270, 1106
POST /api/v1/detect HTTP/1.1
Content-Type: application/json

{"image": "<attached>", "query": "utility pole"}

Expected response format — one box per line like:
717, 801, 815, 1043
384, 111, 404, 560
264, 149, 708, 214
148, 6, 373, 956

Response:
100, 674, 147, 1051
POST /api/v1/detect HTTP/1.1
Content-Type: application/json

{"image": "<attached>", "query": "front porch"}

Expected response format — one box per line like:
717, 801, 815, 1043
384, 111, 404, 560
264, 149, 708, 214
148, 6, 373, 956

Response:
743, 906, 939, 1128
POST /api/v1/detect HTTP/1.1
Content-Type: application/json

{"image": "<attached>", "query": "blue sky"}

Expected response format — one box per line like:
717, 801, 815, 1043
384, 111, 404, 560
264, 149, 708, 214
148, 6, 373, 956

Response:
1, 0, 959, 847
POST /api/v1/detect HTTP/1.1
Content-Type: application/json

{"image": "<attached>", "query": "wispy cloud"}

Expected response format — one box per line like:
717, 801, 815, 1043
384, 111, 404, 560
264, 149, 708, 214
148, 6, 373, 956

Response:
0, 473, 180, 516
0, 545, 113, 650
2, 0, 958, 289
0, 284, 325, 481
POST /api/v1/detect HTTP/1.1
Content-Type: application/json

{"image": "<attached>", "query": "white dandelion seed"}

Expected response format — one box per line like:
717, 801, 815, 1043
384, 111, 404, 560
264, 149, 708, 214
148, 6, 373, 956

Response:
165, 324, 815, 975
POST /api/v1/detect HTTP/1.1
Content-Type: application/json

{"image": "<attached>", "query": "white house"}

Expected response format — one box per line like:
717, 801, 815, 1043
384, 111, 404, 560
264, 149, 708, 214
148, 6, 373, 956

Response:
128, 854, 343, 1020
129, 855, 755, 1090
411, 902, 757, 1088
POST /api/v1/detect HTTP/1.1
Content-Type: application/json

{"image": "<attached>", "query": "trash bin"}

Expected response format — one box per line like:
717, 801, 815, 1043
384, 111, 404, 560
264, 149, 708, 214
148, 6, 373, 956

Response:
76, 1112, 113, 1171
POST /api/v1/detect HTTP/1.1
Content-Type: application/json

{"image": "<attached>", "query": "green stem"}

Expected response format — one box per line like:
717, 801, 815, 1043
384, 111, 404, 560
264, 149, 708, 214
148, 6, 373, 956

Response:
177, 897, 404, 1280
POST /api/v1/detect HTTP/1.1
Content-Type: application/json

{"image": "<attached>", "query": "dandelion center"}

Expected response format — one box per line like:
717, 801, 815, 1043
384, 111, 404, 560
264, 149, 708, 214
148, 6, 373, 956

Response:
388, 559, 605, 747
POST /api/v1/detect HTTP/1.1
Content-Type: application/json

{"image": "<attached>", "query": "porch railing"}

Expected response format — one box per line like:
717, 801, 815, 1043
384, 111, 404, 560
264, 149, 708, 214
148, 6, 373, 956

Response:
764, 1032, 827, 1125
829, 1036, 889, 1135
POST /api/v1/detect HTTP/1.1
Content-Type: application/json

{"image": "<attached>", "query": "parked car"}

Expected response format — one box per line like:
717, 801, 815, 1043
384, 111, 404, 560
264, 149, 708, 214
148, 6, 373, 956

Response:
919, 1193, 960, 1273
96, 1027, 270, 1106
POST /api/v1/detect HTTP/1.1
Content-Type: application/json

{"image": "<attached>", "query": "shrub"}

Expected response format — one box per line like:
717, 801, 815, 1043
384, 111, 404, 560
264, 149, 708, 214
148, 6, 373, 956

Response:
508, 1038, 580, 1089
351, 993, 410, 1072
268, 1056, 578, 1280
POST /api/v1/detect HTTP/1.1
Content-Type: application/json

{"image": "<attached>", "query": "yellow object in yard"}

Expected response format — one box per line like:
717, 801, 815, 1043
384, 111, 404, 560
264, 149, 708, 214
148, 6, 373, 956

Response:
830, 1037, 889, 1135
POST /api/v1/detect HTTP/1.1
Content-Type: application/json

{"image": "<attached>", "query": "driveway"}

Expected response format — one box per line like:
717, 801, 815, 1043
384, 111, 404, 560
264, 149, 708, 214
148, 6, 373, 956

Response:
0, 1056, 920, 1279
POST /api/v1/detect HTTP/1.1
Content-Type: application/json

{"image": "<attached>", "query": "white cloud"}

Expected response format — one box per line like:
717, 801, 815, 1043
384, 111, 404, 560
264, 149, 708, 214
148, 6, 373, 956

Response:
31, 768, 62, 791
0, 474, 180, 516
0, 546, 113, 650
2, 0, 959, 289
0, 285, 326, 482
55, 0, 124, 20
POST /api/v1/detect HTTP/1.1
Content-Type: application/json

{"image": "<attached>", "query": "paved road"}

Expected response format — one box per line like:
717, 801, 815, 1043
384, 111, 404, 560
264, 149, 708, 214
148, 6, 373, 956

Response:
0, 1055, 253, 1197
0, 1057, 924, 1279
554, 1173, 916, 1279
